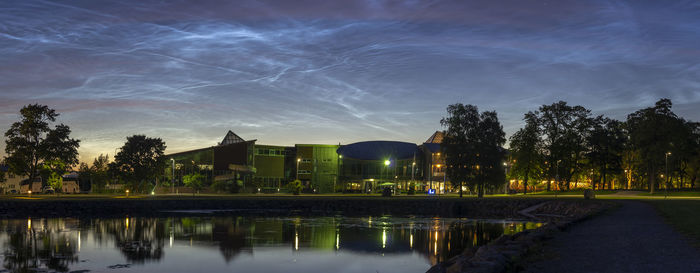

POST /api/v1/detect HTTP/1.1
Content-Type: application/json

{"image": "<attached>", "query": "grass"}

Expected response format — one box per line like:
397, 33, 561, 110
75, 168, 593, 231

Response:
530, 190, 618, 195
648, 199, 700, 248
638, 191, 700, 197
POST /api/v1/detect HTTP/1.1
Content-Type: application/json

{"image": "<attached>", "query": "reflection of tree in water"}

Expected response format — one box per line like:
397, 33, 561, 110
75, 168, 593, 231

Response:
0, 219, 79, 273
92, 218, 166, 264
211, 218, 249, 263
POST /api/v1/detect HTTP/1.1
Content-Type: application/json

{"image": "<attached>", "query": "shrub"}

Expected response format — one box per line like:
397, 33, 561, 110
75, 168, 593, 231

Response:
287, 180, 302, 195
382, 187, 392, 197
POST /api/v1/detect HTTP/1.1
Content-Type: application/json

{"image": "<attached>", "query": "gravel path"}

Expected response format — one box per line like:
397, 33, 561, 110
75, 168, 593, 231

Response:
523, 200, 700, 273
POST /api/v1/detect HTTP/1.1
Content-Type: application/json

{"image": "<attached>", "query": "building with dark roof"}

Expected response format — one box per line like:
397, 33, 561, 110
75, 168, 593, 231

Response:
337, 141, 422, 193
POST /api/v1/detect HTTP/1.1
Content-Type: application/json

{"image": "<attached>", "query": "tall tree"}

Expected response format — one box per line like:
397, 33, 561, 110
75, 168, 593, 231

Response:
4, 104, 80, 183
537, 101, 592, 191
586, 116, 626, 190
110, 135, 166, 192
441, 104, 506, 198
509, 112, 543, 194
626, 99, 678, 194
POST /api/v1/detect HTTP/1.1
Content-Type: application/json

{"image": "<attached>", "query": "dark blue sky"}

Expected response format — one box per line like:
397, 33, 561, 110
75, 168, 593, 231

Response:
1, 0, 699, 162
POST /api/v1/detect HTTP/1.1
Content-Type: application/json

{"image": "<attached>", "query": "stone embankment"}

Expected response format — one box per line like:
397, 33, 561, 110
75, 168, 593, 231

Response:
0, 197, 553, 218
427, 200, 610, 273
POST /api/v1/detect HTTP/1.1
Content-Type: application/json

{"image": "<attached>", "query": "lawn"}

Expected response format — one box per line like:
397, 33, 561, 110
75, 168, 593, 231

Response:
530, 190, 618, 196
638, 191, 700, 197
649, 200, 700, 248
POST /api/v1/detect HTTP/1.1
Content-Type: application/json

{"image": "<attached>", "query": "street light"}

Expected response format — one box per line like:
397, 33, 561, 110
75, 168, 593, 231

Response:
171, 158, 175, 194
665, 152, 671, 199
296, 158, 301, 180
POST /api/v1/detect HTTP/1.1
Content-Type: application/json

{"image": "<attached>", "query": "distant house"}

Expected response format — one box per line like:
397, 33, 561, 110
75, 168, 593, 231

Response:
0, 165, 25, 194
20, 177, 42, 194
62, 172, 80, 193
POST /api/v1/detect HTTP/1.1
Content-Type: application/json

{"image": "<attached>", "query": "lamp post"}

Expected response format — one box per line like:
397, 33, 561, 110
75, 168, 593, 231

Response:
503, 162, 509, 194
665, 152, 671, 199
171, 158, 175, 194
296, 158, 301, 180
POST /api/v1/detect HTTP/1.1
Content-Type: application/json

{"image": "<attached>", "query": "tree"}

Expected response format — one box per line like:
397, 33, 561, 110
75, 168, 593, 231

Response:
509, 112, 544, 194
42, 159, 66, 193
626, 99, 678, 194
536, 101, 592, 191
4, 104, 80, 183
183, 173, 205, 196
110, 135, 166, 193
586, 117, 626, 190
441, 104, 506, 198
90, 154, 111, 192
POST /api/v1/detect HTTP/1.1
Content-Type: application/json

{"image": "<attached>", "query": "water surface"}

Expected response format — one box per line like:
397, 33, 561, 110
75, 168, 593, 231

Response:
0, 215, 541, 273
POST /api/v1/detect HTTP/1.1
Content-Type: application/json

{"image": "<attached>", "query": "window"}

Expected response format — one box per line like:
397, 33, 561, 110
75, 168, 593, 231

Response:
301, 159, 312, 163
297, 170, 311, 174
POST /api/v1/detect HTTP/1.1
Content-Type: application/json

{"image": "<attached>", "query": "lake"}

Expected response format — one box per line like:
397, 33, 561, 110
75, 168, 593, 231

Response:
0, 214, 541, 273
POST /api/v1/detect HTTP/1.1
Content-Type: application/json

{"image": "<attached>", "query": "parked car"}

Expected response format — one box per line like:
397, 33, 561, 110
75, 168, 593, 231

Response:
7, 189, 18, 194
42, 186, 55, 194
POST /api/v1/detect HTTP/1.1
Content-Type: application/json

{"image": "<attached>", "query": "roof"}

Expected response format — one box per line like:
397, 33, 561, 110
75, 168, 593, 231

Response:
337, 141, 419, 161
422, 143, 442, 153
219, 130, 245, 146
425, 131, 444, 143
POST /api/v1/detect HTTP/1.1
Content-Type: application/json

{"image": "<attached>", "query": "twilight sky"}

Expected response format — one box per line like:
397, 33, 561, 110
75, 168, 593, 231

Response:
1, 0, 700, 163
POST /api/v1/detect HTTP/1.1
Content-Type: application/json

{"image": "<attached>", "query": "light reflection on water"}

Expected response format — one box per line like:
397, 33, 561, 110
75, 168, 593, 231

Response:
0, 216, 541, 273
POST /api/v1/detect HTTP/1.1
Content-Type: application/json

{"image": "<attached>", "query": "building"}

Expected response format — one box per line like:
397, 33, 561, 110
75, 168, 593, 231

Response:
337, 141, 421, 193
253, 144, 295, 192
420, 131, 449, 193
62, 172, 81, 193
166, 131, 256, 192
0, 165, 25, 194
295, 144, 339, 193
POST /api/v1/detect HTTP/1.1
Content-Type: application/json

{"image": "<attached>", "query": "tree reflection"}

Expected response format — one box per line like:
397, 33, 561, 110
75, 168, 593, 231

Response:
93, 217, 166, 264
1, 219, 78, 273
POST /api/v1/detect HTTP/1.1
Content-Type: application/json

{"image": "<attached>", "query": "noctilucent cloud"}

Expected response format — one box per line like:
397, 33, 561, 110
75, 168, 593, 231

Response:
1, 0, 699, 162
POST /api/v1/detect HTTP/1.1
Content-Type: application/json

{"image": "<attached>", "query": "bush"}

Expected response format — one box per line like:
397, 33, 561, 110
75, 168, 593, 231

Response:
583, 189, 596, 199
382, 187, 392, 197
287, 180, 302, 195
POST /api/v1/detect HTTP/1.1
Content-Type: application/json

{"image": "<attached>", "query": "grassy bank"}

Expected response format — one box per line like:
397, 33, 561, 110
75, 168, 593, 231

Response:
530, 190, 617, 196
648, 200, 700, 248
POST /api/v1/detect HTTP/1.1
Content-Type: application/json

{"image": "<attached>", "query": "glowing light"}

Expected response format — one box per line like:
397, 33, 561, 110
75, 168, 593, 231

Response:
410, 234, 414, 249
78, 231, 81, 252
27, 218, 31, 230
125, 218, 129, 229
295, 232, 299, 250
384, 160, 391, 166
297, 158, 301, 162
382, 228, 387, 248
151, 191, 155, 195
336, 233, 340, 250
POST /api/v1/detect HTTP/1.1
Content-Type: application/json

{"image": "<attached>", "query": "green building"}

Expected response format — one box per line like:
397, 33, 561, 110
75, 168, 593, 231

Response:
253, 144, 295, 191
295, 144, 340, 193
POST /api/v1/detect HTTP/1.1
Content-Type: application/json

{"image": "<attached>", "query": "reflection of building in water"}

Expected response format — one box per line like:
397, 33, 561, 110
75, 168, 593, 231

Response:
0, 217, 543, 271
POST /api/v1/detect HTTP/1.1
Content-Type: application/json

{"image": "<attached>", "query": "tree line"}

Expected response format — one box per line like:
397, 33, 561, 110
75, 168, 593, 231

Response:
442, 99, 699, 197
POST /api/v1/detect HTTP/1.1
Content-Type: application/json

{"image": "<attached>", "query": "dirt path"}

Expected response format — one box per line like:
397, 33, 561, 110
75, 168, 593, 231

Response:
523, 201, 700, 273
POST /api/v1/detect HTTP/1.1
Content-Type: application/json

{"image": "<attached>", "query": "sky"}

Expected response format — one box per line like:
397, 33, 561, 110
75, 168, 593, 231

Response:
1, 0, 699, 163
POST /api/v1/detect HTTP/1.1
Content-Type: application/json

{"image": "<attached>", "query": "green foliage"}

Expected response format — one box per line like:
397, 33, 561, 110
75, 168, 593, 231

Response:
440, 104, 506, 198
509, 112, 544, 194
626, 99, 685, 193
42, 159, 66, 192
586, 117, 626, 190
287, 179, 302, 195
110, 135, 166, 193
183, 173, 205, 195
536, 101, 592, 191
4, 104, 80, 182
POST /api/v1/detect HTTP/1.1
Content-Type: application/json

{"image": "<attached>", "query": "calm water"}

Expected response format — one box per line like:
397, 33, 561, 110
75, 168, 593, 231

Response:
0, 214, 541, 273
